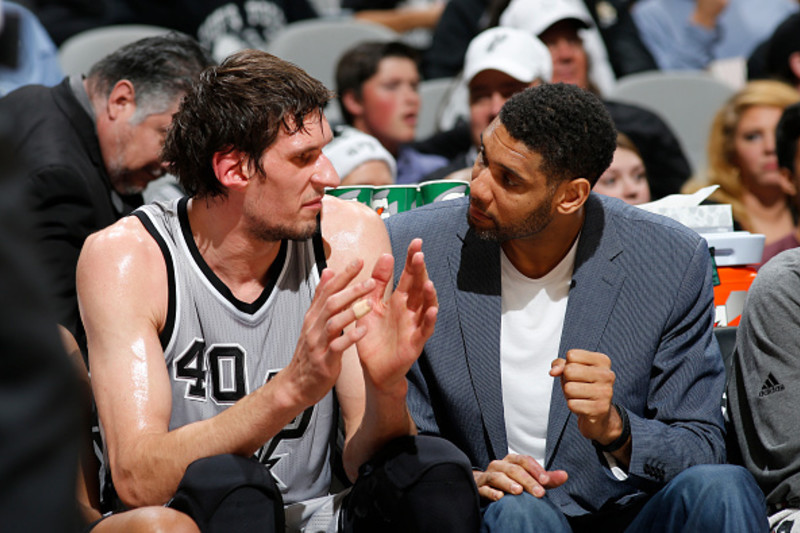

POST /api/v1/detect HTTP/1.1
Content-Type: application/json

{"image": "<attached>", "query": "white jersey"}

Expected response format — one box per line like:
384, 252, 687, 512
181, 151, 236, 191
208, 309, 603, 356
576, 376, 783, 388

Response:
101, 197, 337, 513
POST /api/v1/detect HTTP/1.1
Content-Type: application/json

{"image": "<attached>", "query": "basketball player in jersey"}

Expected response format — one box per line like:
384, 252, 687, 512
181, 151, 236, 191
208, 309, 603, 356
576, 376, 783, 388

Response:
76, 50, 479, 532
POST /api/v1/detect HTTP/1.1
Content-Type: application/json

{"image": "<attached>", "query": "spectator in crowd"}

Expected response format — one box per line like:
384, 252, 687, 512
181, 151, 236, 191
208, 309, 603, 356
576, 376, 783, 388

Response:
632, 0, 798, 71
698, 80, 800, 264
337, 40, 449, 184
0, 2, 63, 96
386, 82, 768, 532
424, 26, 552, 181
77, 49, 480, 531
323, 125, 397, 186
748, 13, 800, 91
0, 33, 213, 355
593, 132, 651, 205
727, 105, 800, 526
498, 0, 616, 95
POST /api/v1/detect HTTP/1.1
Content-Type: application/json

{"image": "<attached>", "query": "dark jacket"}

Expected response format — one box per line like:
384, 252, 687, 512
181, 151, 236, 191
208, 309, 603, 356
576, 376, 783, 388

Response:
0, 78, 142, 354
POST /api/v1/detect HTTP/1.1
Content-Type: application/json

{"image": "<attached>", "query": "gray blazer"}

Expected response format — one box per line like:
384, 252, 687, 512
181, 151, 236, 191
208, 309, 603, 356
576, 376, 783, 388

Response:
386, 194, 726, 516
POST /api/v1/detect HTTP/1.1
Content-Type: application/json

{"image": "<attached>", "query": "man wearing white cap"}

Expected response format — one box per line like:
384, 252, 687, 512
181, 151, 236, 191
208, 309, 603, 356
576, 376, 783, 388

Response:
425, 26, 551, 181
499, 0, 615, 94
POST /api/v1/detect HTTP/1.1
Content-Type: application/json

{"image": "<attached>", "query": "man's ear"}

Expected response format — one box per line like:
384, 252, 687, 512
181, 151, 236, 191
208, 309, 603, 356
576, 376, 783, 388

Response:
555, 178, 591, 215
212, 149, 250, 190
341, 90, 364, 118
105, 80, 136, 121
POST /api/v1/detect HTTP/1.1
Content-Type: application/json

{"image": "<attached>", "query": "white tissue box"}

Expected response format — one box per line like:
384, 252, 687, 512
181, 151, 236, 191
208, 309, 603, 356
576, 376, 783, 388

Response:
702, 231, 765, 266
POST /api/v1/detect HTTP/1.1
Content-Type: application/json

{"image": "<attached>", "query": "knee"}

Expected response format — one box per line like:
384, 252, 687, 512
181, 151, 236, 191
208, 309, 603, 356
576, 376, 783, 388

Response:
127, 506, 200, 533
670, 464, 765, 509
483, 493, 567, 531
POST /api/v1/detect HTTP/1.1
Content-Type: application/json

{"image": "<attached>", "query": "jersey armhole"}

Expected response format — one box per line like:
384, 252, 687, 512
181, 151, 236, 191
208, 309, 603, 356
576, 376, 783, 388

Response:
132, 211, 176, 350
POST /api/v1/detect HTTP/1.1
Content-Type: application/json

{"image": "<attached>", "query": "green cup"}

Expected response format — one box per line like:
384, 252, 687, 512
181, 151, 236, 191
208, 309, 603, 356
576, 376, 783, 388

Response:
325, 185, 373, 206
370, 185, 418, 219
418, 180, 470, 205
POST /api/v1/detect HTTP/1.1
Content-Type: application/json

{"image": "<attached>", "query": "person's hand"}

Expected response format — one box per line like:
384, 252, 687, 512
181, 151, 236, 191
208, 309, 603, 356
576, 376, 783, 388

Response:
473, 454, 568, 501
692, 0, 728, 29
283, 259, 377, 406
549, 349, 620, 444
355, 238, 438, 395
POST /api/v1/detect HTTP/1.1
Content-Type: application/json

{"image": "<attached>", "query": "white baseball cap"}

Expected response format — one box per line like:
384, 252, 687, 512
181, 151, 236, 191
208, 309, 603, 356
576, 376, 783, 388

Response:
463, 27, 553, 86
499, 0, 593, 37
323, 126, 397, 181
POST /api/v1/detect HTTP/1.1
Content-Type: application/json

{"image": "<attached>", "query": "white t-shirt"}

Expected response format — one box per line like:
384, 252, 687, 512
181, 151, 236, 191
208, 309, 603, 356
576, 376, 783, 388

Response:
500, 239, 578, 464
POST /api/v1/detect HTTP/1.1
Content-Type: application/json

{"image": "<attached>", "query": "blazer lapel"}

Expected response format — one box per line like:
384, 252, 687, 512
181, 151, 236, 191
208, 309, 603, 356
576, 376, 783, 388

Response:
451, 228, 507, 461
545, 196, 626, 467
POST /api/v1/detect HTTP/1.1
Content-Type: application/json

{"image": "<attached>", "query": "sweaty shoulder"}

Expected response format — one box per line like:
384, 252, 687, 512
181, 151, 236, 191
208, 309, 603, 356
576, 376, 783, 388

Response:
321, 195, 390, 269
77, 213, 169, 332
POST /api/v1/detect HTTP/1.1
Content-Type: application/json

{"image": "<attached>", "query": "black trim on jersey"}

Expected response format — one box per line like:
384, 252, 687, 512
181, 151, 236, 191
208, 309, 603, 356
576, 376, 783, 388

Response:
133, 210, 177, 349
312, 214, 327, 276
177, 197, 288, 315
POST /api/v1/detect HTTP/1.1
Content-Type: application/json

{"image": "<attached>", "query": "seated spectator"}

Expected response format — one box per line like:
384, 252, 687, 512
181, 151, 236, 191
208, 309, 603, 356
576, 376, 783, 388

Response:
386, 82, 769, 532
498, 0, 616, 95
0, 33, 213, 355
632, 0, 798, 71
748, 13, 800, 91
323, 125, 397, 186
336, 40, 449, 183
593, 132, 651, 205
760, 103, 800, 263
697, 80, 800, 262
423, 26, 551, 181
0, 2, 63, 96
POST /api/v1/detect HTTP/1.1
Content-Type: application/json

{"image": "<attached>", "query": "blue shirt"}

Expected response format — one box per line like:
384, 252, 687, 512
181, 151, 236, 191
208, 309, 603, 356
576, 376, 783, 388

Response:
632, 0, 798, 70
0, 2, 63, 96
395, 145, 448, 185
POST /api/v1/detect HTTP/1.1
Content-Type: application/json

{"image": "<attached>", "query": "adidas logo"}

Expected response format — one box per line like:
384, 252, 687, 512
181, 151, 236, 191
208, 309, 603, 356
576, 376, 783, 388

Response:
759, 373, 785, 397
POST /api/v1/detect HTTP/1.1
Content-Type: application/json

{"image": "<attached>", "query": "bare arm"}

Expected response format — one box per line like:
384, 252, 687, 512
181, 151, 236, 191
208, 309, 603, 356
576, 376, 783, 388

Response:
323, 198, 437, 480
79, 216, 375, 507
353, 4, 445, 33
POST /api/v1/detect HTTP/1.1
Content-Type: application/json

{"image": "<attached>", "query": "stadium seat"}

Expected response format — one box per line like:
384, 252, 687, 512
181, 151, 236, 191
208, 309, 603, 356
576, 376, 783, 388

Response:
608, 70, 736, 175
59, 24, 173, 76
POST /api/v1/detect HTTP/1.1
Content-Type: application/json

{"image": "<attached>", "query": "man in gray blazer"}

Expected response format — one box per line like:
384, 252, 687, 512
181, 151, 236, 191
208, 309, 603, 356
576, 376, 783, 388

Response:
386, 83, 767, 531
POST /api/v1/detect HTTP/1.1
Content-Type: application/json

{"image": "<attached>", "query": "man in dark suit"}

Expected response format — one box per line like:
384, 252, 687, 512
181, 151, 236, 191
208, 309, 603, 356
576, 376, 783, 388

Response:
0, 32, 213, 355
386, 83, 768, 531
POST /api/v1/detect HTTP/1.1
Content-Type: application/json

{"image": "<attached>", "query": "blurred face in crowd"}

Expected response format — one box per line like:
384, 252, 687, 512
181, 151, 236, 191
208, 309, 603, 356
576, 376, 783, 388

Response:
349, 56, 420, 155
593, 146, 651, 205
733, 105, 789, 191
468, 70, 532, 149
539, 19, 589, 90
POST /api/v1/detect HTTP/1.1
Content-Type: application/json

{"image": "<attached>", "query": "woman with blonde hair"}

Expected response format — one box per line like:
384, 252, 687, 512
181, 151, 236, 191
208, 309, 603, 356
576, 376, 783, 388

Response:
703, 80, 800, 259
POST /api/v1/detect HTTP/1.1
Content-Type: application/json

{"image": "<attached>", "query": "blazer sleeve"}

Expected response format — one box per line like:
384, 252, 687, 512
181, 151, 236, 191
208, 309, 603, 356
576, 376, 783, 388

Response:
626, 237, 726, 491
